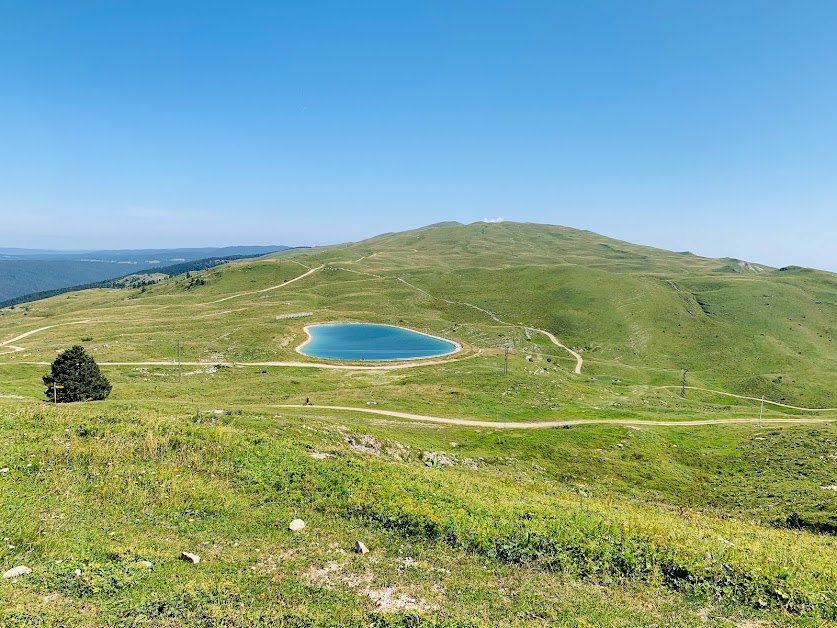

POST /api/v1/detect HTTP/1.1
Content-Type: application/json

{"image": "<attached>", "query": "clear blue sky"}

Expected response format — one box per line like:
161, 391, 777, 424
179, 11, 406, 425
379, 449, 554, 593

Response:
1, 1, 835, 270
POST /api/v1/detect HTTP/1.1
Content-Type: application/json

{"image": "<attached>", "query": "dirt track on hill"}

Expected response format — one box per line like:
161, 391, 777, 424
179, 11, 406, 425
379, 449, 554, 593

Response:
657, 386, 837, 412
0, 320, 91, 355
393, 277, 584, 373
9, 352, 483, 370
205, 265, 324, 304
274, 404, 835, 429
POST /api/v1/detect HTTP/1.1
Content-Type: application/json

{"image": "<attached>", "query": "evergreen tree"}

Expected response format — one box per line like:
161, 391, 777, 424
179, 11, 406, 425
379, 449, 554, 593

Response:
43, 345, 112, 402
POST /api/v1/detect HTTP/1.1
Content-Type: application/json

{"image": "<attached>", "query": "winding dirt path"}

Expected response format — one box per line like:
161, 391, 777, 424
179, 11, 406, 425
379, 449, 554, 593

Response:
658, 386, 837, 412
394, 277, 583, 373
534, 329, 584, 374
205, 265, 324, 305
0, 320, 91, 355
7, 352, 483, 371
275, 404, 835, 429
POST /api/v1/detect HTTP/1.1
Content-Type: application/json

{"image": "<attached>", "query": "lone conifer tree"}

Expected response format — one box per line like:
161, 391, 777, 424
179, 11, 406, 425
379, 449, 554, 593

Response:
43, 345, 112, 402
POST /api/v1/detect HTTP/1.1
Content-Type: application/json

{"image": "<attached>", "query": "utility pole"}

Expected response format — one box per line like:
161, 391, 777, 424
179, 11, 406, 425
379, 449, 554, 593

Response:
680, 369, 687, 398
178, 339, 182, 384
503, 345, 509, 376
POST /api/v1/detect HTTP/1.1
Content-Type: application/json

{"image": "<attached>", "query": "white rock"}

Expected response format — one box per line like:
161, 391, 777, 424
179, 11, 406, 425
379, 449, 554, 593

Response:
307, 451, 334, 459
0, 468, 8, 473
140, 560, 153, 568
180, 552, 200, 564
289, 519, 306, 532
354, 541, 369, 555
3, 566, 32, 578
74, 569, 82, 576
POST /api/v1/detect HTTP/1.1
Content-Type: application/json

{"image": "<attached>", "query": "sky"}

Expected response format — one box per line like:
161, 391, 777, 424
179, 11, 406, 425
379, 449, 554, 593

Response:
1, 1, 836, 271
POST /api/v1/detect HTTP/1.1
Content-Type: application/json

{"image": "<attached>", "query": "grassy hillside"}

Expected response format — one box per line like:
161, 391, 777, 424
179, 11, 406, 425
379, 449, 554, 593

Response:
269, 221, 837, 406
1, 221, 836, 625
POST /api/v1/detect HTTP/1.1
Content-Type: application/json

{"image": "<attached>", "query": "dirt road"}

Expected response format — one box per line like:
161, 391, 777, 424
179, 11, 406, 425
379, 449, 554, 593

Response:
0, 320, 91, 355
205, 265, 324, 304
274, 404, 834, 429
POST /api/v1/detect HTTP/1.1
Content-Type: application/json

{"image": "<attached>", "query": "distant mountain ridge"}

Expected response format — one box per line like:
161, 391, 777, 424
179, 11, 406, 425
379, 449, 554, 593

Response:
0, 245, 288, 261
0, 245, 292, 302
0, 254, 270, 309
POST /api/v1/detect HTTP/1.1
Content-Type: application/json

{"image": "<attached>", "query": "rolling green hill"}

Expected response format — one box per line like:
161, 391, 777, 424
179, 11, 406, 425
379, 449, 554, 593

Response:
283, 221, 835, 407
1, 221, 836, 626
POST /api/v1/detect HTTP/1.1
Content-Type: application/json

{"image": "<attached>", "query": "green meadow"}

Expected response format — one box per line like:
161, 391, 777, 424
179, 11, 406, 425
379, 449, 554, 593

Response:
1, 222, 836, 626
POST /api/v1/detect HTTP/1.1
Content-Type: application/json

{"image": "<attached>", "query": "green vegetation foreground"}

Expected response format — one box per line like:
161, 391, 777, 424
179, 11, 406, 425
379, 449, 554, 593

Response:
2, 401, 837, 626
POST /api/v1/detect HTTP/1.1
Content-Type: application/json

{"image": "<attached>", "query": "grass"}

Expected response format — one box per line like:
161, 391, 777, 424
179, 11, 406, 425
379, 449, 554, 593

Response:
1, 220, 837, 625
2, 401, 837, 626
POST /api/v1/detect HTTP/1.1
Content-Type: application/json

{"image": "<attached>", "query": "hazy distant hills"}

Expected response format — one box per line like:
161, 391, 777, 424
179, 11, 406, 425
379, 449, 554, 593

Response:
0, 245, 290, 302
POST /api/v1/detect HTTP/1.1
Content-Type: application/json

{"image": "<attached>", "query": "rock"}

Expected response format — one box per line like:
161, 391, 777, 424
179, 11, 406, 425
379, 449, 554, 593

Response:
422, 451, 454, 467
354, 541, 369, 555
0, 468, 8, 473
289, 519, 306, 532
140, 560, 153, 568
344, 434, 381, 455
74, 569, 82, 576
180, 552, 200, 564
306, 451, 334, 459
3, 566, 32, 578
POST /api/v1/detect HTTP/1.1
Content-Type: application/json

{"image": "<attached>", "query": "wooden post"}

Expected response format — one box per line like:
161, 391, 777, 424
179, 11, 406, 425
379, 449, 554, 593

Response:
504, 345, 509, 376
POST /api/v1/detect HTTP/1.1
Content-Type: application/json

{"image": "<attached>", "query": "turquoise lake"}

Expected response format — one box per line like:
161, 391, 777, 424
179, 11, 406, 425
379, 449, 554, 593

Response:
298, 323, 459, 361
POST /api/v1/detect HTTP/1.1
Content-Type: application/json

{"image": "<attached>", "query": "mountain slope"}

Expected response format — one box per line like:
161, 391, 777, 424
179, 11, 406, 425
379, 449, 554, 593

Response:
267, 221, 837, 404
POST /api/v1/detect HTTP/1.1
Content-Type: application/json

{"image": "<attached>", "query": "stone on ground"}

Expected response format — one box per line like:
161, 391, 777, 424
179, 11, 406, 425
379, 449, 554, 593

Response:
3, 566, 32, 578
354, 541, 369, 555
289, 519, 306, 531
180, 552, 200, 564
